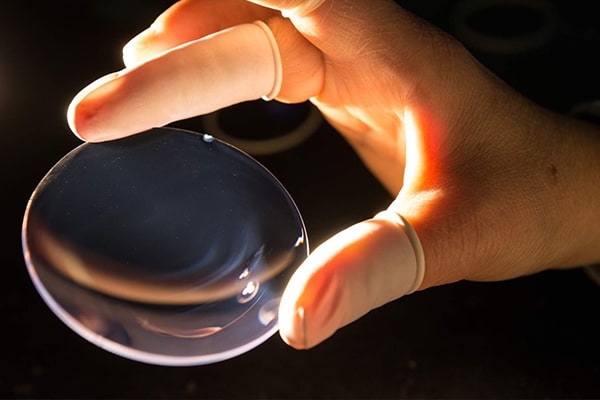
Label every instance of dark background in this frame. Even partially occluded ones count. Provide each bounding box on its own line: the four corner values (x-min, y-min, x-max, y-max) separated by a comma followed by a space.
1, 0, 599, 398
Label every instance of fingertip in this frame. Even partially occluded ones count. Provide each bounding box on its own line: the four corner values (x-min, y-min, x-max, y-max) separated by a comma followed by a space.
278, 267, 308, 349
278, 245, 346, 349
67, 72, 121, 142
66, 99, 89, 142
279, 306, 307, 349
66, 96, 84, 141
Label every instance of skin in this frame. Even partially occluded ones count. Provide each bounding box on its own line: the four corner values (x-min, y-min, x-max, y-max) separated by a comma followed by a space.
68, 0, 600, 349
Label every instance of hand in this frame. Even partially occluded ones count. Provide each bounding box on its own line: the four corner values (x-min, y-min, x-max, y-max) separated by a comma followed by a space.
68, 0, 600, 349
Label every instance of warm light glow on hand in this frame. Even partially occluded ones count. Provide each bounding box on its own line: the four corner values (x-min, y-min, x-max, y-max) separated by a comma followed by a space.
65, 0, 600, 351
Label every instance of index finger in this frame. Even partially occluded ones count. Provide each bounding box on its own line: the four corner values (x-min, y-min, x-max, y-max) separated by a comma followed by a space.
68, 21, 285, 141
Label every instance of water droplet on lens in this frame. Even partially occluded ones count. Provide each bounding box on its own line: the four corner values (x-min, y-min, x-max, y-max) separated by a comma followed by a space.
237, 280, 259, 304
22, 127, 308, 366
239, 268, 250, 280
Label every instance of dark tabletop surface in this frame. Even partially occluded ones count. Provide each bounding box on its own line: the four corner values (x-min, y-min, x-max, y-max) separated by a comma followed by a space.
1, 1, 599, 398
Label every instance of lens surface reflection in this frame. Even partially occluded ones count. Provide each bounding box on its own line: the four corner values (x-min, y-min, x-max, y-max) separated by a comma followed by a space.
22, 127, 308, 366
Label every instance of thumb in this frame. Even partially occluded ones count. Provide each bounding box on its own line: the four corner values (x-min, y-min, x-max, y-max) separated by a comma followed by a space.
278, 210, 424, 349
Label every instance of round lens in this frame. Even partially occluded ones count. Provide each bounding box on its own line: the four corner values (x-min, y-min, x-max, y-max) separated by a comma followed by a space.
22, 127, 308, 366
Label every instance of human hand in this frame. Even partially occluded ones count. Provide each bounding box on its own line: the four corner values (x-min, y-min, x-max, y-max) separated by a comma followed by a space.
67, 0, 600, 349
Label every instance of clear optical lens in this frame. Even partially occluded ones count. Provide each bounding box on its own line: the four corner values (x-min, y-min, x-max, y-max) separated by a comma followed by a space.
22, 127, 308, 366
